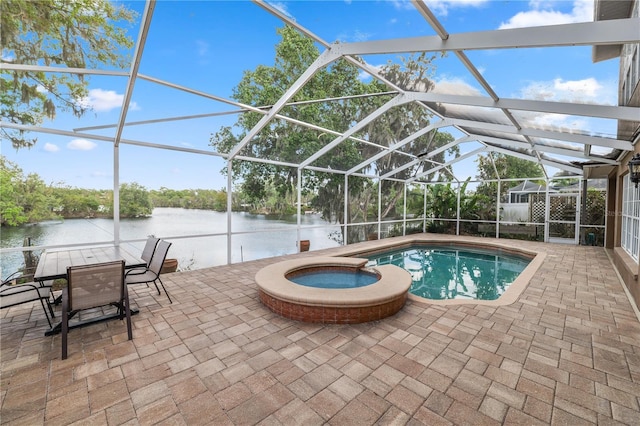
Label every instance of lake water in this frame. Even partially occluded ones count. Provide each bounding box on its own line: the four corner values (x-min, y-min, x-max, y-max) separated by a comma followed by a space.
1, 208, 342, 276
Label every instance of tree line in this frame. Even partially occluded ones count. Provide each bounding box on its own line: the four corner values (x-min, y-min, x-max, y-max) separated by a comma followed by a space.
0, 156, 232, 227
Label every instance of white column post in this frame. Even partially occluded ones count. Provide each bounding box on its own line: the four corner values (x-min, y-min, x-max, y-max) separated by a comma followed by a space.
496, 180, 501, 239
113, 145, 120, 246
297, 168, 302, 246
344, 175, 349, 245
226, 160, 233, 264
456, 181, 461, 236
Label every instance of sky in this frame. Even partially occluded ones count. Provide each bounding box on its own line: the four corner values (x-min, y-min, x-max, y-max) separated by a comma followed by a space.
1, 0, 622, 191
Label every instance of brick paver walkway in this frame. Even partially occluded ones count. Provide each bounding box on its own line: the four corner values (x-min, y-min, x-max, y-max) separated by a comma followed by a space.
2, 236, 639, 425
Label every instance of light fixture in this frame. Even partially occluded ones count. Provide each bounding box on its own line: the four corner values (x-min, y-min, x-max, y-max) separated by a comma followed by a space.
629, 153, 640, 188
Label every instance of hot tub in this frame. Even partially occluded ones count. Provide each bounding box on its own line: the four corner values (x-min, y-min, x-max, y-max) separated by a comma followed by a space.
255, 257, 411, 324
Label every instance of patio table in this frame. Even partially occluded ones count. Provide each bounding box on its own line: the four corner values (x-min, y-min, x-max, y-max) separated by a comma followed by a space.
34, 246, 145, 336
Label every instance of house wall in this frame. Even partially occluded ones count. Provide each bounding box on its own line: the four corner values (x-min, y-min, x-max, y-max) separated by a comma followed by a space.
609, 148, 640, 308
610, 3, 640, 308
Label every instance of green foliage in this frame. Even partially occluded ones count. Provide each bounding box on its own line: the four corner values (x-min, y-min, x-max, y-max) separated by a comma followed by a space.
474, 153, 545, 220
1, 156, 239, 226
0, 156, 28, 225
149, 188, 229, 211
1, 0, 136, 148
119, 182, 152, 217
584, 188, 606, 226
0, 156, 59, 225
210, 26, 456, 236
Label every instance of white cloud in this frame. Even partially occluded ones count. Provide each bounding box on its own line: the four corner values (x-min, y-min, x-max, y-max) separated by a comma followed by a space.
78, 88, 140, 112
527, 112, 589, 130
499, 0, 592, 29
432, 77, 483, 96
519, 77, 614, 104
79, 89, 123, 112
391, 0, 416, 11
67, 138, 97, 150
270, 2, 293, 19
336, 29, 372, 43
516, 76, 616, 133
43, 143, 59, 152
422, 0, 489, 16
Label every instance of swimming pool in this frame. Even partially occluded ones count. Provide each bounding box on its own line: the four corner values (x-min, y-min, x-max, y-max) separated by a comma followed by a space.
366, 245, 532, 301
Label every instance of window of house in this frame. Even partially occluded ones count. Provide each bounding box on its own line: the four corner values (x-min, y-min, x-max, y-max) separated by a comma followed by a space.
621, 174, 640, 262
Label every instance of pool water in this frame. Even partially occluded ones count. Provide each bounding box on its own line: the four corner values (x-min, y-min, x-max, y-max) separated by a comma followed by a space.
289, 270, 378, 289
366, 245, 531, 301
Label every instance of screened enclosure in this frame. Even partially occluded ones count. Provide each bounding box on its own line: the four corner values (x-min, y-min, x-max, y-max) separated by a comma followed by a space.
1, 0, 638, 274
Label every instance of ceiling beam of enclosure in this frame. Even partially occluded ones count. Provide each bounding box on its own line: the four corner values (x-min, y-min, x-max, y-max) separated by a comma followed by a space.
337, 19, 640, 55
243, 0, 639, 183
449, 118, 630, 151
113, 1, 155, 148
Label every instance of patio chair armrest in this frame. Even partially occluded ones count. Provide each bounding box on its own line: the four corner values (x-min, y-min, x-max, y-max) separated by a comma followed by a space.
125, 267, 147, 276
0, 281, 51, 297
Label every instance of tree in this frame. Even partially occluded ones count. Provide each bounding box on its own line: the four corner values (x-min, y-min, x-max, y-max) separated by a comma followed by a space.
0, 155, 60, 225
1, 0, 136, 148
475, 153, 545, 219
119, 182, 152, 218
0, 156, 28, 226
211, 26, 456, 241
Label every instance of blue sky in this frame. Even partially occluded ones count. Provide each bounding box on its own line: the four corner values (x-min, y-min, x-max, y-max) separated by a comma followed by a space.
2, 0, 619, 190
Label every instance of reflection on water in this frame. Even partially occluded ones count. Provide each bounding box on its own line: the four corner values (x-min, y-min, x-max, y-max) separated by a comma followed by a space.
1, 208, 341, 276
367, 246, 530, 300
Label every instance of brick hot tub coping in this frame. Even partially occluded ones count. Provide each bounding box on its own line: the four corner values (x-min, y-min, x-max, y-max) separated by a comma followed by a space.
255, 256, 411, 323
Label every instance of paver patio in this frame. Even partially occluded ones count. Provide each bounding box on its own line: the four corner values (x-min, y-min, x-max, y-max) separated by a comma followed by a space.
1, 236, 639, 425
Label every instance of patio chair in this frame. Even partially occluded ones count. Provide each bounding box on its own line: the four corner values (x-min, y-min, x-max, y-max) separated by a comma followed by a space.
126, 236, 160, 277
1, 272, 54, 327
125, 239, 173, 303
62, 260, 132, 360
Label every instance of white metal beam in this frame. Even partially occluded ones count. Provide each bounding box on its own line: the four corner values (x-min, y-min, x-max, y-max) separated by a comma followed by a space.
410, 92, 640, 122
0, 63, 129, 76
420, 136, 475, 159
474, 134, 618, 164
410, 147, 485, 182
488, 145, 583, 174
450, 117, 631, 150
338, 18, 640, 55
531, 145, 619, 165
227, 49, 341, 159
113, 0, 155, 147
380, 159, 422, 180
0, 121, 227, 158
345, 119, 447, 175
300, 94, 413, 167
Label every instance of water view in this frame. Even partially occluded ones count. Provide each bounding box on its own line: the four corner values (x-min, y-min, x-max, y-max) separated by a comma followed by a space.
1, 208, 342, 276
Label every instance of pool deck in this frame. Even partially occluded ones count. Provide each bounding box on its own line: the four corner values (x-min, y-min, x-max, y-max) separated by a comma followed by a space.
1, 235, 640, 425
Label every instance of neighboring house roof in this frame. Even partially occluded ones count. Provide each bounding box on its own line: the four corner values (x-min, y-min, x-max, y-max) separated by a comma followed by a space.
507, 181, 547, 193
